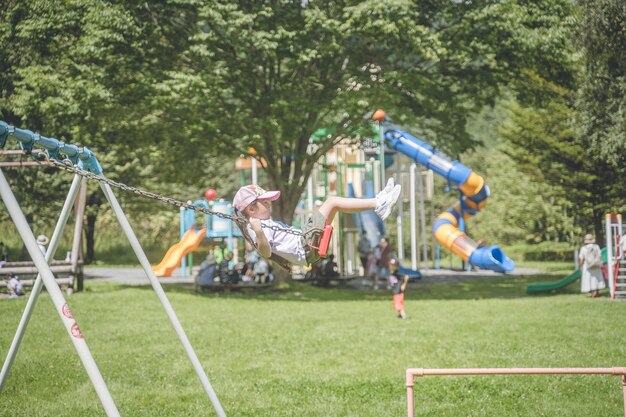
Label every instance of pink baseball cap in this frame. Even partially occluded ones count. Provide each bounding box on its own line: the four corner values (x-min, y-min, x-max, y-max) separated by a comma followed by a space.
233, 184, 280, 211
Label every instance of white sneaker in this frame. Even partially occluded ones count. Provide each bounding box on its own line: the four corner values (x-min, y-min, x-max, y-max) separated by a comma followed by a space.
382, 177, 394, 194
375, 184, 401, 220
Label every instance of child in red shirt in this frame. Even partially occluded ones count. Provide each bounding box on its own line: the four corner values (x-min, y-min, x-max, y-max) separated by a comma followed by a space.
387, 259, 408, 319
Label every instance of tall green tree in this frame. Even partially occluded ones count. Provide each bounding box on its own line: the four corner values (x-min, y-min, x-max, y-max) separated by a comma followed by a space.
0, 1, 213, 260
0, 0, 581, 263
577, 0, 626, 168
181, 0, 576, 223
575, 0, 626, 236
500, 0, 625, 241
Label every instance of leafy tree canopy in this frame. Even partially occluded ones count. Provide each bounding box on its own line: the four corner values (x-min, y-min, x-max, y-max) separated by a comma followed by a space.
173, 0, 576, 220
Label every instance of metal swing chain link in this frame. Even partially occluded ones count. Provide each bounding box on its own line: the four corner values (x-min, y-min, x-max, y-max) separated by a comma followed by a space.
44, 156, 305, 237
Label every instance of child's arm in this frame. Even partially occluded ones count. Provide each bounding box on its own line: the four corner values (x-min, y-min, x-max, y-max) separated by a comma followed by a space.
249, 218, 272, 259
401, 275, 409, 292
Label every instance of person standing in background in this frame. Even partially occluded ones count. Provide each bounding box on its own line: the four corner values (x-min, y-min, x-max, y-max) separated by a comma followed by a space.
36, 235, 49, 256
357, 232, 372, 273
579, 234, 605, 298
376, 237, 393, 284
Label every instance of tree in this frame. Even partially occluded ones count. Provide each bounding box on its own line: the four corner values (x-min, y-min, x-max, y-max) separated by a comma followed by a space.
500, 0, 626, 241
181, 0, 577, 224
0, 0, 213, 261
0, 0, 581, 266
576, 0, 626, 168
575, 0, 626, 235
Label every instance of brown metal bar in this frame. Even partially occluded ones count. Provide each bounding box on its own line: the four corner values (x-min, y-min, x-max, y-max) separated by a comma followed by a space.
407, 367, 626, 417
0, 161, 50, 167
0, 149, 45, 156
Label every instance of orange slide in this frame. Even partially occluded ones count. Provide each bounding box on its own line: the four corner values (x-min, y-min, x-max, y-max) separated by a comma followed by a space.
152, 227, 207, 277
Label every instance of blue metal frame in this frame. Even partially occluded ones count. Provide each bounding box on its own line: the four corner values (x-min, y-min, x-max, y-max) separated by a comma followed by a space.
0, 121, 102, 174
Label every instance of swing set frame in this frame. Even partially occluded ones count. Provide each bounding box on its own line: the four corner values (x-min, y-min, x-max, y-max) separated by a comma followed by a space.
0, 121, 227, 417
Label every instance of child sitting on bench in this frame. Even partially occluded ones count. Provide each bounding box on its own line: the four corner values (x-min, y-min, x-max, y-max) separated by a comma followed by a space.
233, 178, 401, 267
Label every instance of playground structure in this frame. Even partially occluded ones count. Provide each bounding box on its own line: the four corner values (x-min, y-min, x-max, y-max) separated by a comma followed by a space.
302, 110, 515, 276
526, 247, 608, 294
301, 119, 438, 278
155, 108, 511, 280
605, 213, 626, 300
153, 149, 264, 279
152, 226, 208, 277
527, 212, 625, 299
153, 198, 244, 277
0, 121, 226, 417
405, 366, 626, 417
0, 149, 86, 294
383, 127, 515, 273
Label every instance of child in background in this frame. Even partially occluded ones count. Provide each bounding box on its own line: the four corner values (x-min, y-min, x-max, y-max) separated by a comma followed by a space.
366, 250, 379, 290
233, 178, 401, 267
5, 273, 24, 298
387, 259, 408, 319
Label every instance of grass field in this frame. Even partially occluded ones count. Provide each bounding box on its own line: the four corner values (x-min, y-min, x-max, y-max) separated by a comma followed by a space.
1, 273, 625, 417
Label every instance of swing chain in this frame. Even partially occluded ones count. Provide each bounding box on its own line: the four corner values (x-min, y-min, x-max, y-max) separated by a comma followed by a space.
44, 157, 305, 237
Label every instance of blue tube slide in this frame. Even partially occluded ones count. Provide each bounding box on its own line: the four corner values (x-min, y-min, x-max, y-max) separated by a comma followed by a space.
384, 129, 514, 273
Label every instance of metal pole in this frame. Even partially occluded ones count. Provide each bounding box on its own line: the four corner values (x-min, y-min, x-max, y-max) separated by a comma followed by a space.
373, 160, 381, 194
307, 175, 314, 213
378, 121, 385, 189
1, 173, 83, 392
71, 178, 87, 291
409, 164, 418, 270
417, 170, 428, 267
180, 206, 187, 275
0, 169, 120, 417
251, 157, 257, 184
346, 231, 354, 275
622, 375, 626, 417
606, 214, 615, 299
406, 373, 415, 417
459, 192, 468, 271
396, 154, 403, 261
99, 182, 227, 417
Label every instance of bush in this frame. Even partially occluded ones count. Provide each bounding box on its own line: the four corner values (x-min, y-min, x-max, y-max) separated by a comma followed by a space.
523, 248, 576, 262
504, 242, 577, 263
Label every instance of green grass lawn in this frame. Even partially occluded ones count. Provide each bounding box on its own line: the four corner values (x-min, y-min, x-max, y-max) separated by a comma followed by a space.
1, 274, 625, 417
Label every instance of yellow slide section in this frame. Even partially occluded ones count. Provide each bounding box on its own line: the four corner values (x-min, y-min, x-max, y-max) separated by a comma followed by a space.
153, 227, 206, 277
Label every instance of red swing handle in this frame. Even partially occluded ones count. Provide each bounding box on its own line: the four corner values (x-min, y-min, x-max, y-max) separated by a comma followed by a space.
317, 225, 333, 257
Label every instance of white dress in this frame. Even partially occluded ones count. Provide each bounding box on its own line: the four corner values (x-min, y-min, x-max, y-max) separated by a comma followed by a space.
579, 244, 606, 293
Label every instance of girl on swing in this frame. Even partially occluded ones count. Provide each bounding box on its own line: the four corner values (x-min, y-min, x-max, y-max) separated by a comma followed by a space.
233, 178, 401, 267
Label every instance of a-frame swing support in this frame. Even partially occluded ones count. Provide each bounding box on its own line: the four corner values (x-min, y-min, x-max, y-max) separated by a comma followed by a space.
0, 121, 227, 417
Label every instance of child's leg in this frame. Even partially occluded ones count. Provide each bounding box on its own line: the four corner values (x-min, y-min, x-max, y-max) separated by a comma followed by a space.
318, 196, 377, 225
318, 178, 401, 224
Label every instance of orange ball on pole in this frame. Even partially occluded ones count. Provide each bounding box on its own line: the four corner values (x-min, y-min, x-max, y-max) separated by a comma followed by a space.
372, 109, 386, 121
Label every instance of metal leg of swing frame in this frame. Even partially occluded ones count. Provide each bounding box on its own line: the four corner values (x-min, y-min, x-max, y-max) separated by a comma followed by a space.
99, 182, 227, 417
0, 168, 120, 417
0, 174, 83, 391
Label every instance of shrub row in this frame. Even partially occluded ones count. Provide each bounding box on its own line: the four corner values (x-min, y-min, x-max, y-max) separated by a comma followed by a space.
523, 248, 576, 262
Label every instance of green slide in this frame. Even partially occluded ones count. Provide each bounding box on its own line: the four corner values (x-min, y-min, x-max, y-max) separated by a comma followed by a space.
526, 247, 607, 294
527, 268, 581, 293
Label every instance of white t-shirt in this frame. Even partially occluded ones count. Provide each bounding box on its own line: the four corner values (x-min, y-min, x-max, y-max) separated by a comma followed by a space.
7, 277, 23, 296
247, 219, 307, 266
